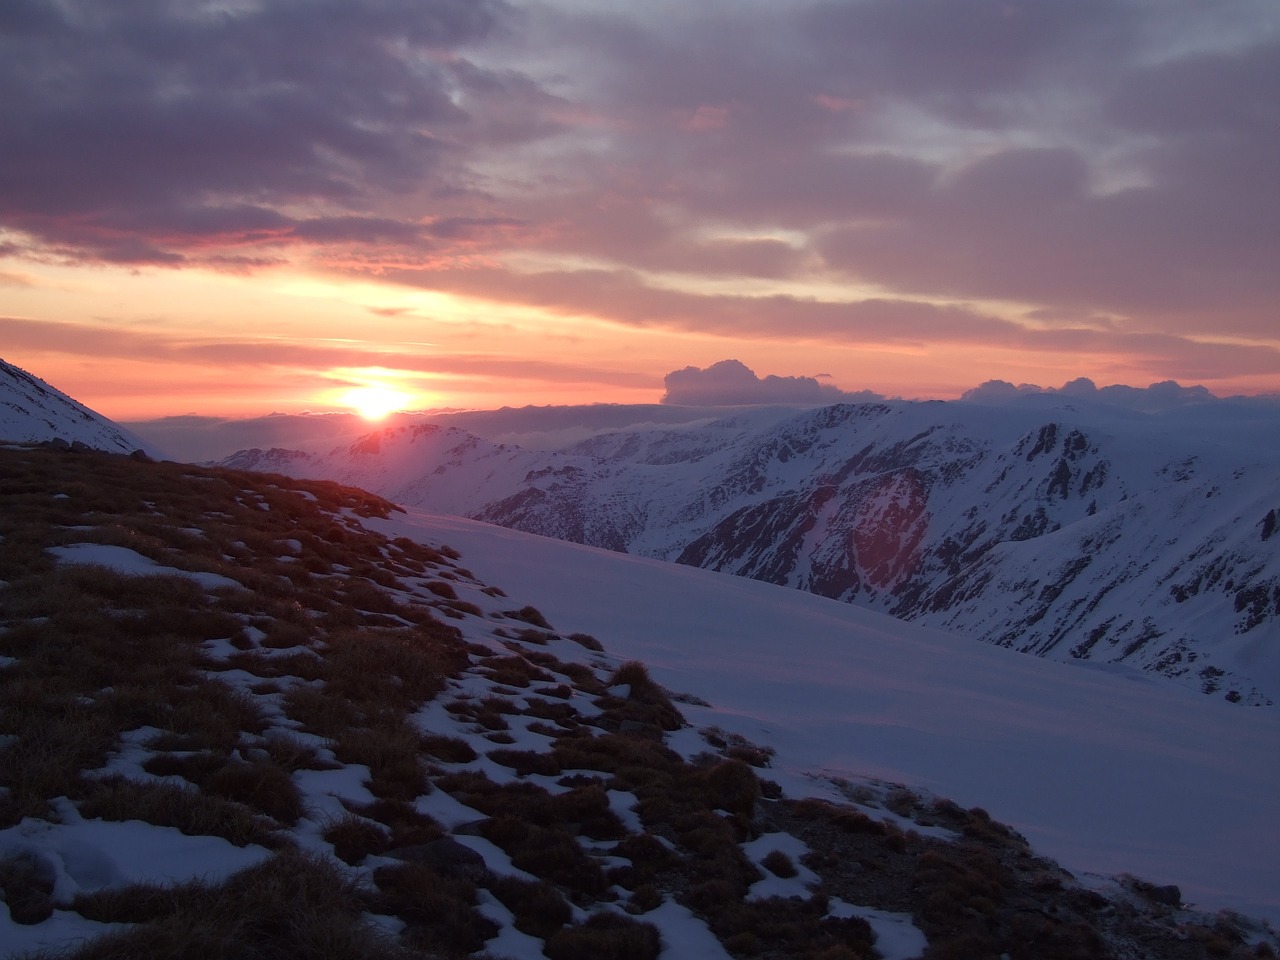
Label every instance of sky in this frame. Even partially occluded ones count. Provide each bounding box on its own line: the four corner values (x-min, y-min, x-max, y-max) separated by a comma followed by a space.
2, 0, 1278, 420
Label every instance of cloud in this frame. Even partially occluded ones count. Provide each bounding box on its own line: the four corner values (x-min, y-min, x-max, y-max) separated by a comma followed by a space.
661, 359, 883, 406
379, 265, 1280, 383
0, 315, 656, 389
2, 0, 1278, 397
960, 377, 1225, 413
0, 0, 515, 264
487, 1, 1279, 336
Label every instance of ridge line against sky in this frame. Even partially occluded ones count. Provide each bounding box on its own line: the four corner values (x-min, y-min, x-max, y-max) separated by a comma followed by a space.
2, 0, 1278, 419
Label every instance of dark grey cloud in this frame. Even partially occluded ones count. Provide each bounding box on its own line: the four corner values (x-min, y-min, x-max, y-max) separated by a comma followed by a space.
2, 0, 1277, 389
801, 0, 1134, 116
379, 265, 1280, 382
0, 0, 515, 263
662, 359, 883, 406
481, 0, 1279, 338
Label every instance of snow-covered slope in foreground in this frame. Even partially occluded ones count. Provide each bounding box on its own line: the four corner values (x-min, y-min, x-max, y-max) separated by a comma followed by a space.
375, 509, 1280, 926
0, 358, 150, 454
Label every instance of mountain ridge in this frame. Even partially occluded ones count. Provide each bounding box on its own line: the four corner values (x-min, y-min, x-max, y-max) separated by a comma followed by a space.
0, 358, 153, 456
218, 399, 1280, 708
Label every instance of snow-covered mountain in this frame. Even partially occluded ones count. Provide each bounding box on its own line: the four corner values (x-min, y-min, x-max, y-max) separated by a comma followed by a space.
220, 397, 1280, 707
0, 358, 151, 455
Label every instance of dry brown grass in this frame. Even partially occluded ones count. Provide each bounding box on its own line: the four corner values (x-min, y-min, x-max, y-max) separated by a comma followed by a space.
761, 849, 798, 878
594, 662, 685, 734
76, 775, 286, 849
503, 605, 554, 629
477, 653, 556, 688
485, 874, 573, 939
420, 732, 478, 764
65, 851, 415, 960
607, 833, 680, 891
323, 814, 391, 865
0, 700, 115, 824
282, 683, 362, 740
481, 816, 611, 902
347, 798, 444, 849
322, 625, 463, 713
0, 852, 55, 925
370, 862, 499, 955
543, 911, 662, 960
141, 753, 306, 825
332, 719, 431, 802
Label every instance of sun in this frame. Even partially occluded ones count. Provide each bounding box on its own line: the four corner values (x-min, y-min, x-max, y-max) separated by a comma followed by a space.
342, 384, 411, 421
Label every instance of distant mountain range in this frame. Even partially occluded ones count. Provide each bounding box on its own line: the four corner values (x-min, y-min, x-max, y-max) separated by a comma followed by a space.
220, 398, 1280, 707
3, 352, 1275, 706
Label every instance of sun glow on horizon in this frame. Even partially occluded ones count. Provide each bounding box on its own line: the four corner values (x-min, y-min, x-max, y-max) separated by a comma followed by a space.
341, 384, 414, 421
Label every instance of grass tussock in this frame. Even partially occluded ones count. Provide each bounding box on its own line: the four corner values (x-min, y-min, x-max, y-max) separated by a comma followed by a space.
543, 911, 662, 960
323, 814, 391, 865
607, 833, 680, 891
142, 752, 306, 825
485, 875, 572, 939
283, 683, 362, 740
480, 816, 611, 901
0, 852, 56, 925
370, 862, 499, 955
503, 605, 554, 629
708, 895, 874, 960
446, 693, 520, 732
76, 775, 285, 849
595, 662, 686, 734
164, 682, 270, 750
64, 851, 415, 960
322, 626, 460, 711
420, 732, 478, 764
347, 799, 444, 850
761, 849, 798, 878
567, 632, 604, 652
332, 719, 431, 802
0, 702, 115, 824
477, 653, 556, 689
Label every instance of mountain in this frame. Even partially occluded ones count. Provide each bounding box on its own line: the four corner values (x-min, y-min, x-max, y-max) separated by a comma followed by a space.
3, 443, 1278, 958
0, 358, 151, 455
219, 398, 1280, 708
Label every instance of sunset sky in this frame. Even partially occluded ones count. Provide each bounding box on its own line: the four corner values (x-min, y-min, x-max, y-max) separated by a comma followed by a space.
2, 0, 1278, 420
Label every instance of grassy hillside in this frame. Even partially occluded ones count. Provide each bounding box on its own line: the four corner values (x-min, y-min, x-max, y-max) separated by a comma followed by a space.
0, 444, 1274, 959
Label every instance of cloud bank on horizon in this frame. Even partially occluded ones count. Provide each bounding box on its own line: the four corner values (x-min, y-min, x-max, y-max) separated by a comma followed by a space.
661, 359, 885, 406
110, 356, 1279, 464
663, 359, 1261, 410
2, 0, 1278, 415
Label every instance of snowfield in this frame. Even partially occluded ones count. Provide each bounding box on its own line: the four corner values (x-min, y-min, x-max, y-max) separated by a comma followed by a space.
373, 509, 1280, 927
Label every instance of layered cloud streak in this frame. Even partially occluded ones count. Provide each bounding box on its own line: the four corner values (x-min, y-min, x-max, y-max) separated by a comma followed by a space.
2, 0, 1278, 402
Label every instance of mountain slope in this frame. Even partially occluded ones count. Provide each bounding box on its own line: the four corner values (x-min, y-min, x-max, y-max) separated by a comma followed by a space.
0, 358, 151, 455
2, 444, 1278, 959
220, 399, 1280, 707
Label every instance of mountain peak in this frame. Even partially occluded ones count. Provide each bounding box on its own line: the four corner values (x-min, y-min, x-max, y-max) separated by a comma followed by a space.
0, 358, 152, 455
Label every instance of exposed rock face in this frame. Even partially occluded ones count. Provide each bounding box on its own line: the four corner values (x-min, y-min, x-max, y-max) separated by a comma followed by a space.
218, 400, 1280, 706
